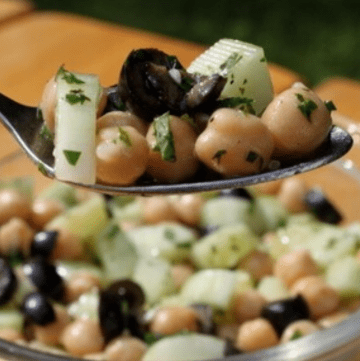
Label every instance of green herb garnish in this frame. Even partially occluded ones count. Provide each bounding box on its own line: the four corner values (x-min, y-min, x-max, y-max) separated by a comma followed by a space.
290, 330, 303, 341
177, 242, 193, 249
246, 151, 259, 163
213, 149, 227, 163
164, 229, 175, 241
179, 76, 195, 92
63, 150, 82, 166
106, 224, 120, 239
326, 238, 337, 249
296, 93, 318, 120
118, 127, 132, 147
57, 66, 85, 84
220, 53, 243, 71
152, 112, 176, 162
324, 100, 337, 112
217, 97, 255, 114
38, 162, 48, 176
260, 57, 266, 62
39, 124, 54, 141
65, 89, 91, 105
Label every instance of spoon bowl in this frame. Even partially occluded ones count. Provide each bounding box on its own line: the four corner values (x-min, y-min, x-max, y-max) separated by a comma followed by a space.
0, 92, 353, 196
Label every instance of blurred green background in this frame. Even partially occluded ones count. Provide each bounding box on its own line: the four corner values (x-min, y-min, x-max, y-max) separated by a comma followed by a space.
33, 0, 360, 86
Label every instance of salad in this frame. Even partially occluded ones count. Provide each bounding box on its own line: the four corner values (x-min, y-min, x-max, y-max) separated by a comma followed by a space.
38, 39, 335, 186
0, 173, 360, 361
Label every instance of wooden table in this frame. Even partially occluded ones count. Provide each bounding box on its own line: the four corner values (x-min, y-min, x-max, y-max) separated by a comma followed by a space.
0, 5, 359, 170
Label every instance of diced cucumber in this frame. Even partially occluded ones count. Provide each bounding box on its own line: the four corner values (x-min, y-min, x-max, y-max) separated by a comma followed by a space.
111, 198, 144, 223
126, 222, 197, 263
37, 181, 78, 207
187, 38, 274, 115
246, 196, 289, 235
201, 197, 250, 228
304, 226, 360, 269
45, 194, 109, 244
55, 69, 101, 185
257, 276, 290, 302
192, 223, 258, 269
132, 258, 175, 306
326, 256, 360, 298
68, 289, 99, 320
181, 269, 251, 311
95, 222, 138, 281
0, 309, 23, 332
142, 334, 226, 361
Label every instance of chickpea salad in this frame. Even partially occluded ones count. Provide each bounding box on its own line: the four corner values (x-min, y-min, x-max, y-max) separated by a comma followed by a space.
38, 39, 336, 187
0, 174, 360, 360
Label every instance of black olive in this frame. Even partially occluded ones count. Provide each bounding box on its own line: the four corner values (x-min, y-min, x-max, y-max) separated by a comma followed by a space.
22, 258, 64, 301
0, 258, 17, 306
103, 85, 127, 113
190, 304, 216, 335
261, 295, 310, 336
304, 188, 342, 224
30, 231, 58, 259
223, 339, 243, 356
197, 225, 220, 237
22, 292, 55, 326
99, 279, 146, 342
220, 188, 254, 201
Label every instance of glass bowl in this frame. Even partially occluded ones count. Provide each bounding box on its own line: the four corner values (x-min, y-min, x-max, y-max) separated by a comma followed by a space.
1, 129, 360, 361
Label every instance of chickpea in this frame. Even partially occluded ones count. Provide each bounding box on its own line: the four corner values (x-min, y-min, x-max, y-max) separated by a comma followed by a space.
195, 108, 274, 177
274, 250, 319, 288
146, 115, 199, 183
40, 76, 107, 133
142, 196, 179, 224
251, 179, 283, 195
235, 318, 279, 352
96, 126, 149, 186
31, 198, 66, 230
105, 336, 147, 361
45, 227, 84, 260
0, 217, 35, 256
171, 263, 195, 290
64, 271, 101, 303
291, 275, 340, 318
149, 306, 200, 335
261, 82, 332, 159
169, 194, 205, 226
238, 250, 273, 281
0, 188, 32, 224
34, 305, 71, 346
97, 111, 148, 136
0, 328, 25, 342
280, 320, 320, 343
277, 178, 309, 213
232, 289, 267, 323
61, 318, 105, 356
317, 311, 349, 328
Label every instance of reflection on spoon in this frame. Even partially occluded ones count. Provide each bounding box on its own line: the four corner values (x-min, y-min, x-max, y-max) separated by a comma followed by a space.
0, 93, 353, 196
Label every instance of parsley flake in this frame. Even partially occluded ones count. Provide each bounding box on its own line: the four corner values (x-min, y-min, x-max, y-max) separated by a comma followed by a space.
57, 66, 85, 84
106, 224, 120, 239
290, 330, 303, 341
213, 149, 227, 163
217, 97, 255, 114
39, 124, 54, 141
153, 112, 176, 162
118, 127, 132, 147
296, 93, 318, 120
324, 100, 337, 112
220, 53, 243, 72
37, 162, 48, 176
65, 89, 91, 105
179, 76, 195, 92
63, 150, 82, 166
246, 151, 259, 163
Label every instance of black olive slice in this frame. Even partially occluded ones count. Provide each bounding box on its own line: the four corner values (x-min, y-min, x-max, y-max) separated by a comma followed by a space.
22, 258, 64, 301
0, 258, 17, 306
304, 188, 342, 224
261, 295, 310, 336
31, 231, 58, 259
190, 303, 216, 335
22, 292, 55, 326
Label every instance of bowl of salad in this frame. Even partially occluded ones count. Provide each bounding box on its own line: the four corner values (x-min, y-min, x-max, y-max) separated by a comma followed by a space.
1, 127, 360, 361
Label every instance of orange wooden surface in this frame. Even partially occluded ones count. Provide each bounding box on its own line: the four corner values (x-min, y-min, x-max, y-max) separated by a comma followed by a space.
0, 0, 33, 24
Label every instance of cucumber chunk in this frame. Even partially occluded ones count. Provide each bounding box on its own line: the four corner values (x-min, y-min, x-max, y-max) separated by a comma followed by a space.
68, 289, 99, 320
0, 309, 24, 332
142, 334, 226, 361
257, 276, 290, 302
187, 38, 274, 115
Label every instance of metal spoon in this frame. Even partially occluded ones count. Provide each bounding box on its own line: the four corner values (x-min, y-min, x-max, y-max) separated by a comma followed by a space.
0, 92, 353, 196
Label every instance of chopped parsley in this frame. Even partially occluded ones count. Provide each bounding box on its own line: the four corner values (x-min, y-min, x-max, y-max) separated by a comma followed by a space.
179, 76, 195, 92
326, 238, 337, 249
290, 330, 303, 341
217, 97, 255, 114
296, 93, 318, 120
213, 149, 227, 163
37, 162, 47, 176
118, 127, 132, 147
106, 224, 120, 239
63, 150, 82, 166
152, 112, 176, 162
57, 66, 85, 84
39, 124, 54, 141
65, 89, 91, 105
220, 53, 243, 72
246, 151, 259, 163
164, 229, 175, 241
324, 100, 337, 112
260, 57, 266, 62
